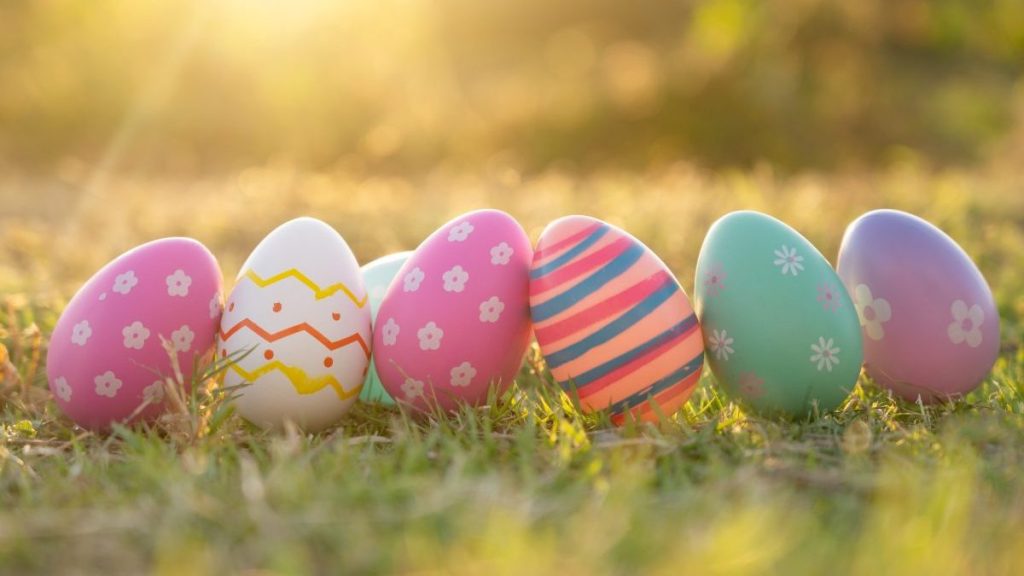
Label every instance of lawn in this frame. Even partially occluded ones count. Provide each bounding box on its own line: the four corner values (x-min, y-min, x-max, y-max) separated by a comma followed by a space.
1, 165, 1024, 574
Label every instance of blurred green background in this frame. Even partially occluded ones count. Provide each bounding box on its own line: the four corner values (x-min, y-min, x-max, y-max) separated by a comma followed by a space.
2, 0, 1024, 174
4, 4, 1024, 574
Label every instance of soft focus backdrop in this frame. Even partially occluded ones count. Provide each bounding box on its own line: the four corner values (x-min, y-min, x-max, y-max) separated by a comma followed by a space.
3, 2, 1024, 574
2, 0, 1024, 172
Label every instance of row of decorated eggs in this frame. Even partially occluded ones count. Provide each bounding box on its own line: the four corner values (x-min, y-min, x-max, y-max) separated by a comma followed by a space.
44, 209, 1000, 431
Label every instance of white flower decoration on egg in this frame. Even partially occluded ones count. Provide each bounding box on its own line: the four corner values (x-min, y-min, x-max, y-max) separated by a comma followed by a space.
94, 371, 123, 398
853, 284, 892, 341
209, 294, 222, 319
54, 377, 72, 402
171, 325, 195, 353
122, 321, 151, 350
773, 245, 805, 276
810, 337, 840, 372
479, 297, 505, 323
382, 318, 400, 346
403, 267, 425, 293
417, 322, 444, 351
948, 300, 984, 348
166, 269, 192, 297
448, 221, 474, 242
450, 362, 477, 388
402, 377, 425, 399
112, 270, 139, 295
71, 320, 92, 347
442, 265, 470, 293
490, 242, 513, 266
143, 380, 166, 404
708, 329, 735, 361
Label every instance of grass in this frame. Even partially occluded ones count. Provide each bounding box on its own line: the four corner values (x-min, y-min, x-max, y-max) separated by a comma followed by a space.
1, 163, 1024, 574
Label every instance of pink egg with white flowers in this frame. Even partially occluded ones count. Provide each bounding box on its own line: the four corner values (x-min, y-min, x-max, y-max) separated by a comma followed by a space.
374, 210, 533, 411
837, 210, 1000, 402
46, 238, 223, 430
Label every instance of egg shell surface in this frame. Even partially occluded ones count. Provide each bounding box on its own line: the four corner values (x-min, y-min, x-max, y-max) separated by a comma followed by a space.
359, 251, 412, 405
529, 216, 704, 424
373, 210, 532, 411
836, 209, 999, 402
694, 211, 863, 416
219, 217, 371, 431
46, 238, 223, 430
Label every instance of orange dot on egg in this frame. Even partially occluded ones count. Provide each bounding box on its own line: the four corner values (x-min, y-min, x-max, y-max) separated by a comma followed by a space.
273, 302, 282, 313
264, 349, 275, 360
221, 349, 227, 357
228, 302, 235, 312
323, 357, 334, 368
332, 312, 341, 321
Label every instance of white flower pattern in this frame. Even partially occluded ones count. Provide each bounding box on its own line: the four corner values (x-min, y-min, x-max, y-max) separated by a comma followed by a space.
442, 265, 470, 293
448, 221, 474, 242
853, 284, 892, 341
403, 267, 425, 293
947, 300, 984, 348
171, 325, 195, 353
143, 380, 165, 404
113, 270, 139, 295
71, 320, 92, 346
450, 362, 477, 388
773, 245, 805, 276
94, 371, 123, 398
479, 297, 505, 323
810, 337, 840, 372
54, 377, 72, 402
417, 322, 444, 351
209, 294, 222, 319
166, 269, 192, 297
382, 318, 400, 346
122, 321, 151, 350
490, 242, 513, 265
708, 329, 735, 361
402, 377, 425, 399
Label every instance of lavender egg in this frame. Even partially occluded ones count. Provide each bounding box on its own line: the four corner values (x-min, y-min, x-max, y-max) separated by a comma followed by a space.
836, 210, 999, 402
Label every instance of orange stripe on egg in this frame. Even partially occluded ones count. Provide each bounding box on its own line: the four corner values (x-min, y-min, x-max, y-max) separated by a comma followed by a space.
575, 319, 702, 406
220, 318, 370, 358
548, 289, 690, 381
609, 369, 703, 424
532, 221, 604, 268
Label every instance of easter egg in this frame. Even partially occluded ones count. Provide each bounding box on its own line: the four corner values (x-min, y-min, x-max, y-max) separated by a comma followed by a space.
530, 216, 704, 424
694, 211, 863, 417
836, 209, 999, 402
374, 210, 532, 411
46, 238, 223, 430
219, 217, 371, 431
359, 251, 412, 406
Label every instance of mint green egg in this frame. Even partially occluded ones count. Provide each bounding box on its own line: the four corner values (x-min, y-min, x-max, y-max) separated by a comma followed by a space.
360, 251, 412, 405
694, 211, 863, 417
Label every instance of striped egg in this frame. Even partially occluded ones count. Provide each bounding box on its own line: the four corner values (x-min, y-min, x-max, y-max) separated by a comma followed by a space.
529, 216, 704, 424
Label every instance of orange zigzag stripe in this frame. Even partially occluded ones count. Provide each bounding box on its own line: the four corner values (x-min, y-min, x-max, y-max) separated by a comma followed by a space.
220, 318, 371, 358
243, 269, 368, 307
229, 361, 362, 400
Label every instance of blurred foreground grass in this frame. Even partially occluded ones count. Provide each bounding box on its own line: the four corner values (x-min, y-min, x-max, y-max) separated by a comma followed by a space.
1, 166, 1024, 574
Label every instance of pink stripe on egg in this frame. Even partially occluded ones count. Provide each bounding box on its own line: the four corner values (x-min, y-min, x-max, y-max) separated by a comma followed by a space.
530, 236, 633, 298
532, 222, 602, 268
535, 271, 673, 349
549, 290, 689, 384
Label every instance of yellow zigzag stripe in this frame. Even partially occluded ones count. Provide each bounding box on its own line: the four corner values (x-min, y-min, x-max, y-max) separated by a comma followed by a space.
243, 269, 368, 307
229, 361, 362, 401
